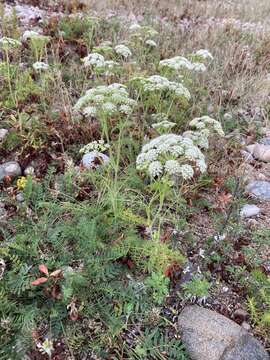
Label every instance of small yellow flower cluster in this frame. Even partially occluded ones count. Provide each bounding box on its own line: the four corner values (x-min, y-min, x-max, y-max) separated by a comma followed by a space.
16, 176, 27, 190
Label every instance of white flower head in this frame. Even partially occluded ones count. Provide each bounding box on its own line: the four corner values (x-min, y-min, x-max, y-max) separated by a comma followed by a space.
82, 52, 105, 67
145, 39, 157, 47
136, 133, 206, 182
0, 37, 21, 49
33, 61, 49, 71
195, 49, 214, 60
114, 44, 132, 58
189, 116, 224, 136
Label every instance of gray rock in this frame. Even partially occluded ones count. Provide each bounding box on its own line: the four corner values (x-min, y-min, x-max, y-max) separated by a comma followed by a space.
258, 137, 270, 146
0, 129, 8, 141
0, 202, 7, 218
246, 181, 270, 201
178, 305, 269, 360
240, 204, 261, 218
16, 192, 24, 202
221, 334, 269, 360
82, 151, 109, 170
0, 161, 22, 182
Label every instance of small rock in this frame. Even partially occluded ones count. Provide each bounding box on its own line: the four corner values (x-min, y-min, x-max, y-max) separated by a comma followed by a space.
16, 192, 24, 203
0, 129, 8, 141
178, 305, 269, 360
82, 151, 110, 170
0, 161, 22, 182
258, 137, 270, 146
24, 166, 35, 176
246, 143, 270, 162
246, 181, 270, 201
0, 203, 7, 218
240, 204, 261, 218
241, 322, 251, 331
234, 308, 248, 323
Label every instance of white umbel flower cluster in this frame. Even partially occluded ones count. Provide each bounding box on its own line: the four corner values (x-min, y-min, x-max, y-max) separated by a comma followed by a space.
133, 75, 191, 100
82, 53, 120, 75
152, 120, 176, 134
114, 44, 132, 58
136, 134, 206, 180
159, 56, 206, 73
189, 116, 224, 136
145, 39, 157, 47
22, 30, 49, 43
33, 61, 49, 71
195, 49, 214, 60
183, 116, 224, 149
74, 83, 136, 117
0, 37, 22, 49
79, 139, 110, 154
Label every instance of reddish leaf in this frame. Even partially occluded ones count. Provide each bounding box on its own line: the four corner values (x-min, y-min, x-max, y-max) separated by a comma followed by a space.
32, 277, 48, 286
39, 264, 49, 276
50, 269, 62, 278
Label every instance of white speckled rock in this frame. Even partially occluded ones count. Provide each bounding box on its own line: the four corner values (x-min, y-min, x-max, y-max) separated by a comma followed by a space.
82, 151, 110, 170
240, 204, 261, 218
178, 305, 269, 360
0, 129, 8, 141
0, 161, 22, 182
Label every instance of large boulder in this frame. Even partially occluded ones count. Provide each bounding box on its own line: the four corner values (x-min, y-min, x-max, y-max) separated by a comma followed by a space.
178, 305, 269, 360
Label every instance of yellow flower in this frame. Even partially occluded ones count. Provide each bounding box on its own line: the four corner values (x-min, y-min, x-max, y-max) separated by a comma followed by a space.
16, 176, 27, 190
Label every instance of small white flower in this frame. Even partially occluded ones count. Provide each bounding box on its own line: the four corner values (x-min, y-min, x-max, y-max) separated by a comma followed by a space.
114, 44, 132, 58
129, 23, 142, 31
0, 37, 21, 49
22, 30, 49, 43
82, 106, 97, 117
82, 53, 105, 67
145, 39, 157, 47
180, 164, 194, 179
148, 161, 163, 177
33, 61, 49, 71
195, 49, 213, 60
164, 160, 182, 175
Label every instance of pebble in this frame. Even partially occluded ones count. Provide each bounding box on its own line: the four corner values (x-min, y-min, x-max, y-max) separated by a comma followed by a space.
246, 181, 270, 201
82, 151, 110, 170
16, 192, 25, 203
0, 129, 8, 141
0, 161, 22, 182
240, 204, 261, 218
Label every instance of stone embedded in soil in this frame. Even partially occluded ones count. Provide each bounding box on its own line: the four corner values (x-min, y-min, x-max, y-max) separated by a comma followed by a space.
245, 181, 270, 201
0, 129, 8, 141
0, 161, 22, 182
246, 143, 270, 162
178, 305, 269, 360
240, 204, 261, 218
82, 151, 110, 170
258, 137, 270, 146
